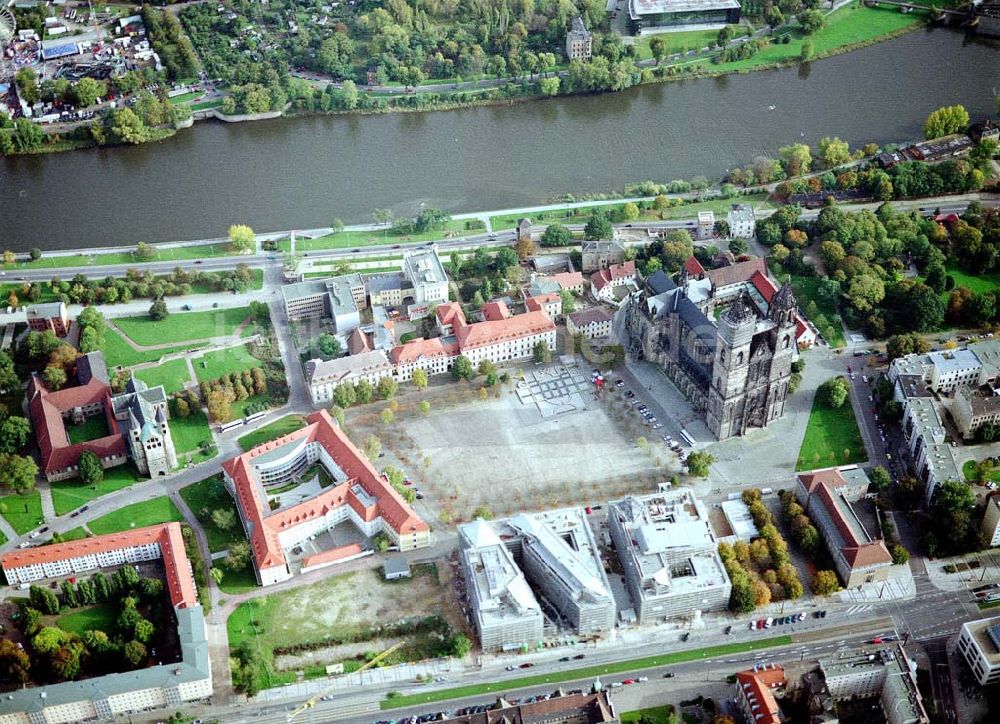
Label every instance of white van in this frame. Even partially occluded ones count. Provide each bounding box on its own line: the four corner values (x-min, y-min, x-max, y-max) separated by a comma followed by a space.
764, 617, 773, 628
761, 487, 774, 495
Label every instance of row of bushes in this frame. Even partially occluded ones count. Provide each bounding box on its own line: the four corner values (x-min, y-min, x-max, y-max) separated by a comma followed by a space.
271, 615, 449, 656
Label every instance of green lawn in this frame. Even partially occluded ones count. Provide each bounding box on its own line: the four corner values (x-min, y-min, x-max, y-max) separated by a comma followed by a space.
194, 344, 262, 383
135, 359, 192, 394
796, 387, 867, 471
0, 282, 60, 305
49, 526, 89, 544
634, 28, 724, 60
278, 220, 477, 253
65, 416, 110, 445
51, 464, 144, 516
0, 490, 44, 534
963, 459, 1000, 484
168, 91, 203, 104
170, 411, 216, 465
622, 706, 678, 724
942, 265, 1000, 298
87, 496, 184, 535
101, 329, 196, 369
114, 307, 251, 346
216, 565, 259, 594
57, 604, 118, 635
2, 243, 234, 271
238, 415, 307, 451
179, 475, 246, 553
381, 636, 794, 709
705, 3, 919, 74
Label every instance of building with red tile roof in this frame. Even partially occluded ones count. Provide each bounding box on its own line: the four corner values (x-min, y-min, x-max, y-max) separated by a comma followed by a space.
748, 271, 817, 348
735, 665, 785, 724
390, 336, 459, 381
436, 301, 467, 334
1, 523, 197, 609
795, 468, 894, 588
524, 292, 562, 319
27, 352, 129, 482
705, 257, 768, 293
682, 256, 706, 279
222, 409, 431, 586
547, 271, 585, 294
590, 261, 638, 303
481, 300, 511, 321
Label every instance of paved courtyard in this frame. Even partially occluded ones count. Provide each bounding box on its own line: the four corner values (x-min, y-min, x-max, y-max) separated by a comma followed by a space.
515, 365, 591, 417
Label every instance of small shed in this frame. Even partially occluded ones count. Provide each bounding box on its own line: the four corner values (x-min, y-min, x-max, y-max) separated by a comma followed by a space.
383, 556, 410, 580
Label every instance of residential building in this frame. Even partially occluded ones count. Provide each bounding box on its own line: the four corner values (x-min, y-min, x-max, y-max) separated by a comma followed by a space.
734, 665, 785, 724
982, 495, 1000, 550
0, 300, 71, 336
565, 16, 593, 60
304, 350, 394, 404
27, 351, 149, 482
367, 273, 408, 308
623, 258, 798, 440
459, 519, 544, 652
529, 272, 586, 297
819, 646, 929, 724
958, 616, 1000, 685
625, 0, 741, 35
459, 509, 615, 649
607, 486, 731, 623
952, 385, 1000, 439
727, 204, 755, 239
581, 239, 626, 274
111, 377, 178, 477
0, 523, 212, 723
795, 468, 894, 588
566, 307, 614, 340
390, 336, 458, 382
525, 292, 563, 319
590, 261, 639, 303
439, 691, 617, 724
222, 409, 431, 586
401, 245, 450, 318
280, 274, 363, 332
696, 211, 715, 240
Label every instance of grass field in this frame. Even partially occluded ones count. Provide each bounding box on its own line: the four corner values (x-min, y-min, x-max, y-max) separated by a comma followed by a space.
102, 329, 197, 369
238, 415, 307, 451
57, 604, 118, 635
963, 459, 1000, 484
216, 566, 259, 595
114, 307, 251, 346
170, 411, 216, 465
380, 636, 794, 709
277, 220, 479, 253
796, 386, 867, 471
87, 496, 183, 535
634, 29, 722, 60
135, 359, 192, 394
704, 3, 919, 74
50, 527, 89, 544
179, 475, 245, 553
0, 490, 44, 535
621, 706, 678, 724
2, 243, 235, 271
51, 464, 144, 516
942, 265, 1000, 298
194, 344, 262, 383
65, 416, 110, 445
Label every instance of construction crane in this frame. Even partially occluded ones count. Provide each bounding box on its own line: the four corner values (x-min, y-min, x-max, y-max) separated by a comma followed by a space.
287, 640, 406, 721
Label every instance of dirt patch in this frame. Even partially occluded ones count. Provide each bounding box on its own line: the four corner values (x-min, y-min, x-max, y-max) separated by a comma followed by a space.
275, 636, 406, 671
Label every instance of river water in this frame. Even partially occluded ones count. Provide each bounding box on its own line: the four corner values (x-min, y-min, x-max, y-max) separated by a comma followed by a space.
1, 27, 998, 250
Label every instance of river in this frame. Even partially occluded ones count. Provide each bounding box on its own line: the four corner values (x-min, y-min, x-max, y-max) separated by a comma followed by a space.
1, 27, 998, 250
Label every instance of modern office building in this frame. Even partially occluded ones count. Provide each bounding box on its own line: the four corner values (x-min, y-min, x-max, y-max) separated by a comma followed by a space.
459, 519, 544, 652
795, 468, 894, 588
818, 646, 929, 724
981, 495, 1000, 547
222, 409, 431, 586
401, 245, 450, 318
626, 0, 740, 34
608, 486, 731, 623
0, 523, 212, 723
280, 274, 364, 331
958, 616, 1000, 685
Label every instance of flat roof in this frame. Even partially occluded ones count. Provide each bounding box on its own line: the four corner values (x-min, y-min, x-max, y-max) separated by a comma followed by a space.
963, 616, 1000, 667
460, 520, 542, 630
402, 247, 448, 286
928, 348, 980, 375
629, 0, 739, 15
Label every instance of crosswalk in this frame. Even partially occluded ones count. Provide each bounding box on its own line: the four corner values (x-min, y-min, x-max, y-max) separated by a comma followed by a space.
843, 604, 877, 616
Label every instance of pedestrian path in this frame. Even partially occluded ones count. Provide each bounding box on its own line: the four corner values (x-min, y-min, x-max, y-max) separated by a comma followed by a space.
37, 482, 56, 521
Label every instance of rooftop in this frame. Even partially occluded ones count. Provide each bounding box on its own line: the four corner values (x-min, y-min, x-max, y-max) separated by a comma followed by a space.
629, 0, 740, 16
568, 307, 614, 327
736, 665, 785, 724
963, 616, 1000, 667
403, 246, 448, 286
304, 350, 393, 386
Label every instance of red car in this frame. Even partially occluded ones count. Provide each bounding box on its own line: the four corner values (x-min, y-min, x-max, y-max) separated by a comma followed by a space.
622, 679, 636, 685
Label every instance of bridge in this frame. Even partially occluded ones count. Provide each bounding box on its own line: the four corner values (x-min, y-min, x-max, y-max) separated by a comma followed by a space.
864, 0, 1000, 30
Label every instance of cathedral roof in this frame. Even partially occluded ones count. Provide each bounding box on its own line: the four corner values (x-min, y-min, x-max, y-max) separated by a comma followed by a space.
721, 292, 756, 325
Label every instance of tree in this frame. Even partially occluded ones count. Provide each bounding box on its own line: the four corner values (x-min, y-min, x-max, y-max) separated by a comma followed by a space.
123, 640, 147, 666
419, 400, 431, 416
0, 351, 18, 393
532, 340, 551, 364
649, 36, 667, 64
133, 618, 155, 644
42, 365, 67, 391
363, 434, 381, 460
515, 236, 536, 259
472, 505, 494, 520
228, 224, 256, 253
869, 466, 891, 492
798, 8, 825, 34
821, 377, 849, 408
0, 638, 31, 684
778, 143, 812, 176
452, 355, 474, 380
30, 585, 61, 615
800, 39, 813, 62
225, 540, 251, 571
818, 136, 851, 167
891, 544, 909, 565
0, 416, 31, 454
78, 451, 104, 486
924, 104, 970, 140
622, 202, 640, 222
811, 570, 840, 596
540, 223, 572, 247
210, 567, 224, 584
412, 368, 428, 390
685, 451, 715, 478
449, 633, 473, 658
148, 298, 169, 321
583, 213, 613, 240
212, 508, 237, 530
0, 454, 38, 492
886, 333, 929, 361
73, 77, 103, 108
380, 408, 395, 426
377, 376, 398, 400
539, 76, 560, 96
206, 388, 231, 422
333, 383, 357, 408
316, 333, 341, 359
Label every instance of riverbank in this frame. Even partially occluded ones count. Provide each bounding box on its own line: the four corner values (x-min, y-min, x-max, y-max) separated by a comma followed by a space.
9, 3, 930, 159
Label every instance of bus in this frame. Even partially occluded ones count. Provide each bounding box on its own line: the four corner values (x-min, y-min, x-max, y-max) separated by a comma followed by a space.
679, 429, 695, 447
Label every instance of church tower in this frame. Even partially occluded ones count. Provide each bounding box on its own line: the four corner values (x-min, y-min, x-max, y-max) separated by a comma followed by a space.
763, 278, 798, 425
706, 292, 757, 440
